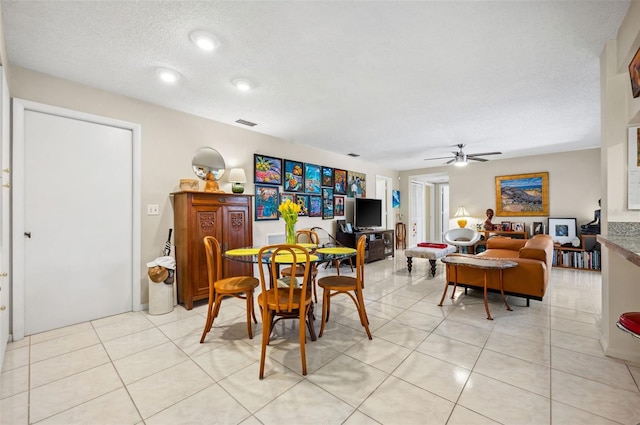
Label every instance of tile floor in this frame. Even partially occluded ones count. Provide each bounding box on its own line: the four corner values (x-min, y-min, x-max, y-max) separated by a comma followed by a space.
2, 252, 640, 424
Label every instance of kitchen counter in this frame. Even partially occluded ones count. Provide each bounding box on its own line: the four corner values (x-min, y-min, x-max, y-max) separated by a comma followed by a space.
597, 235, 640, 268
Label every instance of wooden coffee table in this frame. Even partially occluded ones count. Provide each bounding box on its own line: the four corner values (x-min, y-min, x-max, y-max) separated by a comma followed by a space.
440, 255, 518, 320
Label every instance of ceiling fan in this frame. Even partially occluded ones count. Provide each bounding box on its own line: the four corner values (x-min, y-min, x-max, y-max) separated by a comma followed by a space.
423, 144, 502, 166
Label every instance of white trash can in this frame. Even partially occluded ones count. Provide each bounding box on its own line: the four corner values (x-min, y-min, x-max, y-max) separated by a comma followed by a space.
148, 277, 174, 315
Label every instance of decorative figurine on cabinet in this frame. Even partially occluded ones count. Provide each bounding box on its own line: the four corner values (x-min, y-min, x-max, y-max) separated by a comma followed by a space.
483, 208, 494, 230
204, 171, 224, 193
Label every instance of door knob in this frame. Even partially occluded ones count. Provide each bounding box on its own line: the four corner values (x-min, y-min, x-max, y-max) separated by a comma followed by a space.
25, 232, 31, 238
0, 306, 6, 311
0, 272, 6, 277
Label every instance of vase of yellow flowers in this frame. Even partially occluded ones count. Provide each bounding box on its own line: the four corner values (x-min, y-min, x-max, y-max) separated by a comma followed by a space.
279, 199, 301, 244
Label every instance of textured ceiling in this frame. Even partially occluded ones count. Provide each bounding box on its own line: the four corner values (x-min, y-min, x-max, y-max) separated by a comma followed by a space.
0, 1, 631, 170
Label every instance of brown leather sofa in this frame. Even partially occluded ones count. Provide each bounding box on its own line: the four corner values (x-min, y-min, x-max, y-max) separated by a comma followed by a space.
444, 234, 554, 305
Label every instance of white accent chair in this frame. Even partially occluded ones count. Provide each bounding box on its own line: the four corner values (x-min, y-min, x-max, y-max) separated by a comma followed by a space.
443, 228, 481, 253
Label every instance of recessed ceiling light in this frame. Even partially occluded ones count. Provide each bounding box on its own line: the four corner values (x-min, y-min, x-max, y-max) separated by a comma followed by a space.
156, 67, 181, 84
189, 30, 220, 51
232, 78, 254, 91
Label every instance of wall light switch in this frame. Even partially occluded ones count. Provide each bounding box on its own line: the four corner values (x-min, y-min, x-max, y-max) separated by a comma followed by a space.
147, 204, 160, 215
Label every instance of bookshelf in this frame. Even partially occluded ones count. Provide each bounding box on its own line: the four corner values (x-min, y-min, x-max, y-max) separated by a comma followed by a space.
552, 235, 601, 271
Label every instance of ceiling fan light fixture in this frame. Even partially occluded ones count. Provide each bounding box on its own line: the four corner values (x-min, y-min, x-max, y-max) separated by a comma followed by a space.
232, 78, 254, 91
189, 30, 220, 51
454, 155, 468, 166
156, 67, 181, 84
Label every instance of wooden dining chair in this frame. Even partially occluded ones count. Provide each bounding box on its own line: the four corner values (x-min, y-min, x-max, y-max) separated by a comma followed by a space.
280, 229, 320, 302
317, 235, 372, 340
200, 236, 259, 343
257, 244, 313, 379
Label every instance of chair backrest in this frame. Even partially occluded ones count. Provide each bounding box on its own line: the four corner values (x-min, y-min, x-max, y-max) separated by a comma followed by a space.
444, 228, 481, 246
296, 229, 320, 245
355, 235, 366, 289
203, 236, 223, 287
257, 244, 311, 313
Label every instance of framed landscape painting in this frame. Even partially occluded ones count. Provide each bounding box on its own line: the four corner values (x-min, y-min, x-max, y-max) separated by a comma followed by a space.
495, 172, 549, 216
254, 154, 282, 185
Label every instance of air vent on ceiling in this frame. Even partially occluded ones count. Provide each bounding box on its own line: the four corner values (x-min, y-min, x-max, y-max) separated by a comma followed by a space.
235, 119, 257, 127
347, 153, 360, 157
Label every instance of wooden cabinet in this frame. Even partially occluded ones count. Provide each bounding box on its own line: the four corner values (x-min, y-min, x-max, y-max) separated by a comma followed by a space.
173, 192, 253, 309
336, 229, 394, 263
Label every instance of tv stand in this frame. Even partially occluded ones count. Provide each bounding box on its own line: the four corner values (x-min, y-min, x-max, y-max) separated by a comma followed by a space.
336, 228, 394, 263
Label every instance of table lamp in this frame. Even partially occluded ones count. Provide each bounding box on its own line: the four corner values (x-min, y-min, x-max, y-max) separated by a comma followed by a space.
228, 168, 247, 193
454, 206, 470, 228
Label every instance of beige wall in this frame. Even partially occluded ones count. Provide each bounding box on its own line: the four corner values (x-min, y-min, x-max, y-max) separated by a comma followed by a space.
599, 0, 640, 362
7, 67, 398, 305
399, 148, 601, 234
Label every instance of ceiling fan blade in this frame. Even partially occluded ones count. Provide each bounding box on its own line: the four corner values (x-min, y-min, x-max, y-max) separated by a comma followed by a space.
445, 158, 455, 164
467, 151, 502, 157
468, 157, 488, 162
424, 156, 453, 161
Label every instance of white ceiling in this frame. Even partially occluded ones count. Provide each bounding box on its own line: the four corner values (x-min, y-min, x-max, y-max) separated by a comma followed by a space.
0, 1, 630, 171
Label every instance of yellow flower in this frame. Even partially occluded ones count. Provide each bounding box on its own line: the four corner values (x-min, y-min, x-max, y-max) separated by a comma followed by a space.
278, 199, 300, 224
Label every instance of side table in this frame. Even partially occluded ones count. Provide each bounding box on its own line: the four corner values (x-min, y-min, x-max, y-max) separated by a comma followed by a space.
440, 255, 518, 320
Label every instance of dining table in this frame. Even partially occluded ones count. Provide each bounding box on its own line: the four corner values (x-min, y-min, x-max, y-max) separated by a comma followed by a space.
223, 244, 357, 341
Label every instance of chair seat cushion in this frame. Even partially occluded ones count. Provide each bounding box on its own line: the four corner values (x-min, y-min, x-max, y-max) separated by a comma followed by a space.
619, 312, 640, 336
215, 276, 259, 293
318, 275, 356, 290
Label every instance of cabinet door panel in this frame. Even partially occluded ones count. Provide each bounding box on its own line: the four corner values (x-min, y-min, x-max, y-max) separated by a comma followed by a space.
222, 206, 252, 277
193, 205, 223, 296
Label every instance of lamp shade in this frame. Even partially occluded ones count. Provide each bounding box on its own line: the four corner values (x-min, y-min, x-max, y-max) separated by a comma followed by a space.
454, 206, 470, 228
228, 168, 247, 183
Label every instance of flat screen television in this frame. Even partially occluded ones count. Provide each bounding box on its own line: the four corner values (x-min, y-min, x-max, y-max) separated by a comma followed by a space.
354, 198, 382, 229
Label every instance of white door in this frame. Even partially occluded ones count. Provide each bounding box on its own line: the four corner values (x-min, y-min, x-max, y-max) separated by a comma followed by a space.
409, 181, 425, 247
13, 100, 140, 337
0, 68, 10, 365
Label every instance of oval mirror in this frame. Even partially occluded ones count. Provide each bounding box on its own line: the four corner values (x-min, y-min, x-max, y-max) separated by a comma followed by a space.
192, 147, 225, 181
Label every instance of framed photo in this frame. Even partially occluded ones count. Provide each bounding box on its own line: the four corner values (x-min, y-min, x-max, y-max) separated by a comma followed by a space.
629, 46, 640, 98
334, 195, 345, 217
392, 190, 400, 208
322, 187, 334, 219
255, 185, 280, 221
304, 163, 321, 194
321, 166, 333, 187
513, 222, 524, 232
334, 169, 347, 195
495, 172, 549, 216
501, 221, 511, 231
532, 222, 544, 235
283, 159, 304, 192
548, 218, 577, 244
309, 195, 322, 217
254, 154, 282, 186
296, 194, 309, 216
347, 171, 366, 198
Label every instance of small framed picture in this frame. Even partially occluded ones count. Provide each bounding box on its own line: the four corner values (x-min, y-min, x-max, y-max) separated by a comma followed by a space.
296, 194, 309, 216
255, 185, 280, 221
322, 187, 334, 219
501, 222, 511, 231
304, 163, 321, 194
532, 222, 544, 235
254, 154, 282, 186
334, 169, 347, 195
321, 166, 333, 187
309, 195, 322, 217
548, 218, 577, 244
334, 195, 345, 217
283, 159, 304, 192
514, 222, 524, 232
